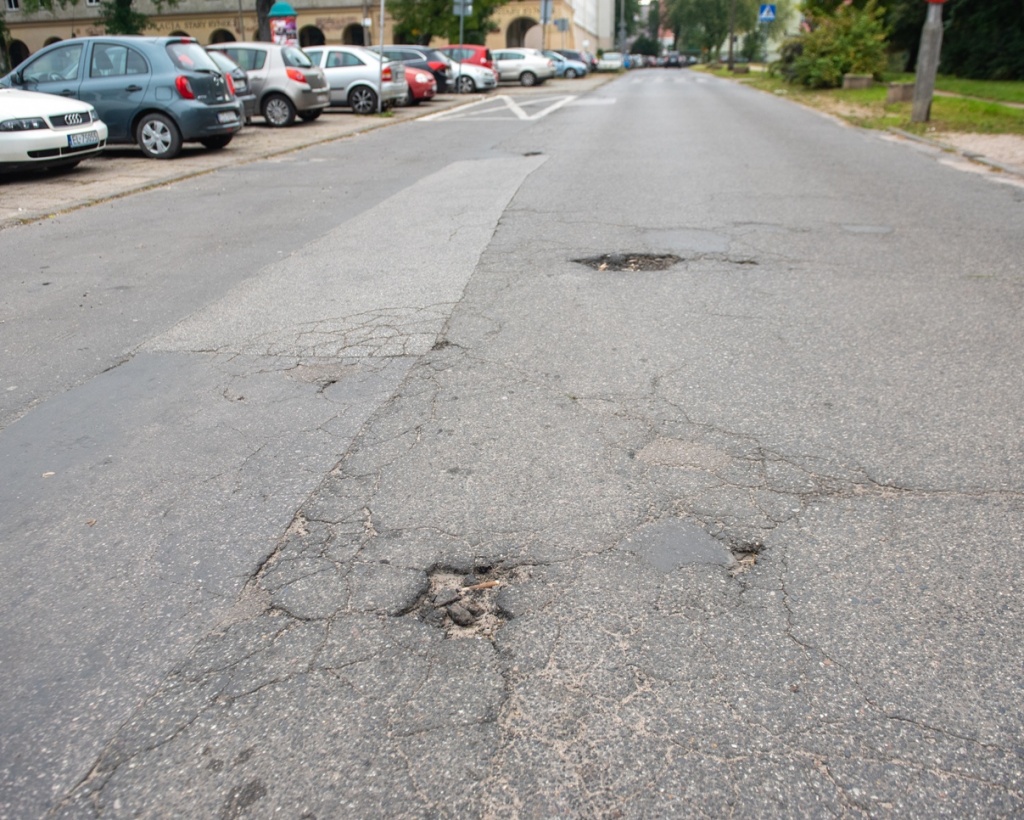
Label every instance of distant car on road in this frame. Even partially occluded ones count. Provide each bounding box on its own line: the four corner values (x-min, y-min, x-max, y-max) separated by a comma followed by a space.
207, 42, 329, 127
491, 49, 556, 86
0, 87, 108, 172
303, 46, 407, 114
1, 36, 242, 159
664, 52, 683, 68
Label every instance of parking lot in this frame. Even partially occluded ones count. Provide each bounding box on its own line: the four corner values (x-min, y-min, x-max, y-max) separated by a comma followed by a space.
0, 73, 612, 230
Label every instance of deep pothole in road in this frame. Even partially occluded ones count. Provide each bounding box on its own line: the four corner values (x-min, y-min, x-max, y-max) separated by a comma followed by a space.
406, 564, 525, 639
575, 253, 683, 272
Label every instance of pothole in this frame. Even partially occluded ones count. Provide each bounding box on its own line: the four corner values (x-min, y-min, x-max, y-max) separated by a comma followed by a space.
406, 563, 522, 639
727, 540, 765, 577
574, 253, 683, 272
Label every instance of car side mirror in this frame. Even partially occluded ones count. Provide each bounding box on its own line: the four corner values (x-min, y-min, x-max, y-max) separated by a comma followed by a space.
10, 71, 24, 85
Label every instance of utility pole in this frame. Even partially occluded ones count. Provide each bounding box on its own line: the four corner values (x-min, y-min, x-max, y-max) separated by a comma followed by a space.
911, 0, 946, 123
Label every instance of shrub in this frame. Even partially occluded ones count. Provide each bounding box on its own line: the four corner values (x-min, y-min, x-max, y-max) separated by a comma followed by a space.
784, 0, 889, 88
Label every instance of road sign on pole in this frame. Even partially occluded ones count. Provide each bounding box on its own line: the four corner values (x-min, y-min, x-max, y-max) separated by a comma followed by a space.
758, 4, 776, 22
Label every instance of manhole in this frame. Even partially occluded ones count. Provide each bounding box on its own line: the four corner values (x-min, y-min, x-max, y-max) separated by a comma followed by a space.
405, 564, 521, 639
575, 253, 682, 272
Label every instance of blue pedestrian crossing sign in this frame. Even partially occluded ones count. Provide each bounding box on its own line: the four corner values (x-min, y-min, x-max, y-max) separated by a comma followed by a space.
758, 4, 776, 22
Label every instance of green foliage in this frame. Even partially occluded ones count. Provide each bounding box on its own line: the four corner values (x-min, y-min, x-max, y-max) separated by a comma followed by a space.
665, 0, 793, 58
941, 0, 1024, 81
389, 0, 507, 44
631, 35, 660, 57
782, 0, 888, 88
99, 0, 151, 35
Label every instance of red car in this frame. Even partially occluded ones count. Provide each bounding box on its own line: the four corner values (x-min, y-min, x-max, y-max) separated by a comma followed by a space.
436, 44, 494, 72
402, 65, 437, 106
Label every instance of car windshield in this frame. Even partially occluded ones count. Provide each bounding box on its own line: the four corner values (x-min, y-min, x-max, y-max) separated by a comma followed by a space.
282, 46, 314, 68
166, 41, 220, 72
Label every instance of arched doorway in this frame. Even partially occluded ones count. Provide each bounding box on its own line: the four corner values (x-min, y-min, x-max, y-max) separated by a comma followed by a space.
44, 36, 63, 46
506, 17, 539, 47
9, 40, 30, 68
169, 30, 190, 37
209, 29, 236, 43
342, 24, 365, 45
300, 26, 325, 47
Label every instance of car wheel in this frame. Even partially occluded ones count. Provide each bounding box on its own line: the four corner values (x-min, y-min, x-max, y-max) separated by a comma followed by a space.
565, 68, 577, 79
262, 94, 296, 127
519, 71, 537, 87
456, 74, 476, 93
349, 86, 378, 115
299, 109, 322, 121
136, 112, 182, 159
200, 135, 233, 150
402, 88, 418, 106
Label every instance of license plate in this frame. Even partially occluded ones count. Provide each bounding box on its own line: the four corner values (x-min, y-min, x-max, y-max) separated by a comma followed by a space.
217, 111, 239, 124
67, 130, 99, 148
317, 93, 329, 104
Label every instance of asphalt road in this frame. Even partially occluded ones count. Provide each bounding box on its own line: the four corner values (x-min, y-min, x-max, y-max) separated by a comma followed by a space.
1, 70, 1023, 818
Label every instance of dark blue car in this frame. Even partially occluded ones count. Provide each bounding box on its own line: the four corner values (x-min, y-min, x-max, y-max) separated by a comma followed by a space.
1, 36, 242, 159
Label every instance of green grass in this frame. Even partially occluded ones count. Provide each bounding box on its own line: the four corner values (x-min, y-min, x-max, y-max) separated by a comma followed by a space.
709, 66, 1024, 134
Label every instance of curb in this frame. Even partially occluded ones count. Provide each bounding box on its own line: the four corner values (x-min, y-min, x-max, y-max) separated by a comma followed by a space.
887, 127, 1024, 179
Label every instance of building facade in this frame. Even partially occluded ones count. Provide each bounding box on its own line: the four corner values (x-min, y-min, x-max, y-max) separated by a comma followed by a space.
3, 0, 615, 68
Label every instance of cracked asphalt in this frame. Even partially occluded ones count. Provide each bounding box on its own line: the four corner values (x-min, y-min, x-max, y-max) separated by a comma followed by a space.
2, 70, 1023, 817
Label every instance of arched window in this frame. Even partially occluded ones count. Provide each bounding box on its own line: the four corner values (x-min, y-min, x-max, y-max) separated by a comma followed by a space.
506, 18, 539, 48
342, 23, 365, 46
9, 40, 31, 68
299, 26, 325, 47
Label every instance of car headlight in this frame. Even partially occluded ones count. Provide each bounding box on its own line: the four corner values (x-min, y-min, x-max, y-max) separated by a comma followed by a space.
415, 72, 431, 83
87, 108, 99, 123
0, 117, 48, 131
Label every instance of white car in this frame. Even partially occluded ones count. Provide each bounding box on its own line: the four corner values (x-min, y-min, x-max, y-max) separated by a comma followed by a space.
303, 46, 408, 114
0, 87, 107, 172
449, 59, 498, 94
597, 51, 625, 71
491, 49, 556, 86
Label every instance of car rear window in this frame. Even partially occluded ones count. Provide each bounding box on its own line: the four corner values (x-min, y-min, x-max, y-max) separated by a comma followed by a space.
281, 46, 313, 68
166, 41, 219, 72
217, 48, 266, 71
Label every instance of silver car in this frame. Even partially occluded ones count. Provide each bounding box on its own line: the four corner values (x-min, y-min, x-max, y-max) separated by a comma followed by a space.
449, 59, 498, 94
207, 42, 329, 127
491, 48, 556, 86
303, 46, 407, 115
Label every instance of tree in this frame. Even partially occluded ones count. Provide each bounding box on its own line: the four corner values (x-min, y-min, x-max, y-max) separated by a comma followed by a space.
388, 0, 509, 45
665, 0, 790, 60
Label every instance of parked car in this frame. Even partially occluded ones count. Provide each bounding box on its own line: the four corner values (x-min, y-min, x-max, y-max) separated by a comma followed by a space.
664, 52, 683, 68
0, 87, 108, 172
448, 58, 498, 94
374, 46, 454, 93
491, 49, 556, 86
206, 49, 257, 122
207, 42, 329, 127
555, 49, 597, 72
0, 36, 242, 159
303, 45, 407, 114
435, 44, 493, 72
401, 65, 436, 106
597, 51, 625, 71
542, 50, 588, 78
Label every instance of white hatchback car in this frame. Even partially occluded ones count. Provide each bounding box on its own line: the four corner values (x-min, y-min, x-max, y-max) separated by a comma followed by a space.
491, 49, 556, 86
303, 46, 407, 114
0, 87, 108, 172
449, 59, 498, 94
